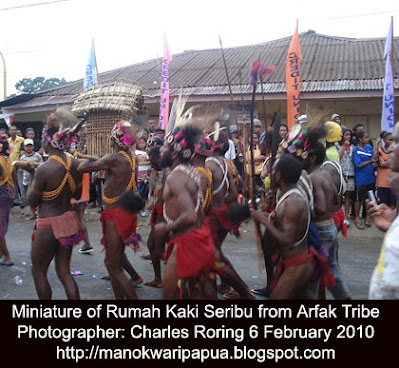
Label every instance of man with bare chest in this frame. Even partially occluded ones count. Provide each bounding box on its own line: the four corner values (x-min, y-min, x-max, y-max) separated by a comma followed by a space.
144, 144, 168, 288
153, 126, 217, 299
302, 141, 351, 300
28, 107, 83, 299
205, 130, 253, 299
250, 155, 331, 299
78, 121, 143, 300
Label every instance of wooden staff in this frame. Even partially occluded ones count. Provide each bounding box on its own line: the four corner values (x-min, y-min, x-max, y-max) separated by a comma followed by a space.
12, 161, 41, 170
219, 36, 248, 190
68, 148, 100, 161
249, 68, 265, 274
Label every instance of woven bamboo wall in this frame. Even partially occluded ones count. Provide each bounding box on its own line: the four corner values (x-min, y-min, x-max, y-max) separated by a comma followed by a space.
86, 110, 134, 156
72, 80, 144, 156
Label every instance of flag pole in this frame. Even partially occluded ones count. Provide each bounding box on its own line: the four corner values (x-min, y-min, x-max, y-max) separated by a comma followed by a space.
219, 36, 239, 126
219, 36, 247, 193
0, 51, 6, 100
381, 17, 395, 133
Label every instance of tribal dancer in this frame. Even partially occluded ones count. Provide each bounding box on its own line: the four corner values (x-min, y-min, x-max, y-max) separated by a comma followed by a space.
205, 129, 254, 299
154, 125, 219, 299
0, 133, 16, 266
323, 121, 347, 237
251, 155, 333, 299
144, 144, 168, 288
281, 119, 351, 299
28, 107, 83, 299
78, 121, 144, 299
253, 129, 277, 297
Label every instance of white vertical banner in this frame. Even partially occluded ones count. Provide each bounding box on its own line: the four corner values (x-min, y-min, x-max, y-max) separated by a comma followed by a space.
83, 40, 98, 88
159, 34, 172, 131
381, 18, 394, 133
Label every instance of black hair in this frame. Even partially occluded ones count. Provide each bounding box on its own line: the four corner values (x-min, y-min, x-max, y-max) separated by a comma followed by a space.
341, 127, 352, 141
117, 192, 146, 213
381, 131, 392, 139
0, 140, 9, 154
212, 131, 229, 155
356, 130, 367, 140
263, 129, 274, 148
275, 155, 302, 184
352, 123, 364, 132
147, 136, 164, 148
176, 126, 203, 163
148, 145, 161, 159
311, 141, 326, 165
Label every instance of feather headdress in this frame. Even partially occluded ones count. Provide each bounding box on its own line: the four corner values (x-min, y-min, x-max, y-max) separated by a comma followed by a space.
111, 121, 136, 150
42, 106, 84, 151
167, 90, 190, 134
166, 104, 231, 158
280, 111, 327, 159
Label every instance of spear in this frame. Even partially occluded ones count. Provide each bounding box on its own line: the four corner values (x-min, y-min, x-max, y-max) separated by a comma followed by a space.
219, 36, 239, 126
219, 36, 247, 189
249, 64, 263, 273
249, 60, 276, 273
259, 51, 268, 128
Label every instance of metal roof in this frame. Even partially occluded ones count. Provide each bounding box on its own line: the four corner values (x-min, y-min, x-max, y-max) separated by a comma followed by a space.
2, 30, 399, 112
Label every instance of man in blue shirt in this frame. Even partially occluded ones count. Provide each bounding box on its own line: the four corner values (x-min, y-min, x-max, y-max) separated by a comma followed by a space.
353, 130, 376, 229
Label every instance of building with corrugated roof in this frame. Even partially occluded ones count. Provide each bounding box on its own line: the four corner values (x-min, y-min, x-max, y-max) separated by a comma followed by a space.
1, 30, 398, 138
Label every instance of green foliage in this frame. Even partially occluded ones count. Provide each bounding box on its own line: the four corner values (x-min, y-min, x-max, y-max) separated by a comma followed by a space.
14, 77, 67, 94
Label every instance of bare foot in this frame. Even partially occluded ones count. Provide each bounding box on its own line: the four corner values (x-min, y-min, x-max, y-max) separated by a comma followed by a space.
100, 275, 111, 281
130, 277, 143, 286
144, 280, 164, 288
217, 284, 231, 294
140, 254, 152, 260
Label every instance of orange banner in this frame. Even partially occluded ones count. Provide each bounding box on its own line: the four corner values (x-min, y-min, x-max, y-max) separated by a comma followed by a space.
286, 22, 302, 129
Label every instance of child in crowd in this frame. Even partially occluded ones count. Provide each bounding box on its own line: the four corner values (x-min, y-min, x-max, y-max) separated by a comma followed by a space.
20, 138, 43, 220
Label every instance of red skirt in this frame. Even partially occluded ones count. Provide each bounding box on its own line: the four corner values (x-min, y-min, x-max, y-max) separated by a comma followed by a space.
164, 218, 216, 279
100, 207, 141, 251
150, 203, 164, 229
207, 203, 240, 239
32, 211, 84, 247
332, 208, 347, 237
273, 246, 336, 289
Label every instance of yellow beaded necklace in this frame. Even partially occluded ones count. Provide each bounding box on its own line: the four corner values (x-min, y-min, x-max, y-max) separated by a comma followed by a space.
0, 156, 14, 196
102, 150, 136, 205
225, 158, 239, 187
40, 155, 76, 201
195, 166, 212, 211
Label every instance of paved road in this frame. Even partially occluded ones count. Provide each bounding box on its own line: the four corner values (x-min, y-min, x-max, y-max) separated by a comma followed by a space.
0, 208, 384, 300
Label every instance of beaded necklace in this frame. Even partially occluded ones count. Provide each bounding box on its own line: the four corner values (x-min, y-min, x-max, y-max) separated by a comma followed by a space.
195, 166, 212, 211
225, 158, 239, 186
163, 164, 203, 225
0, 156, 14, 196
102, 150, 136, 205
40, 155, 76, 201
